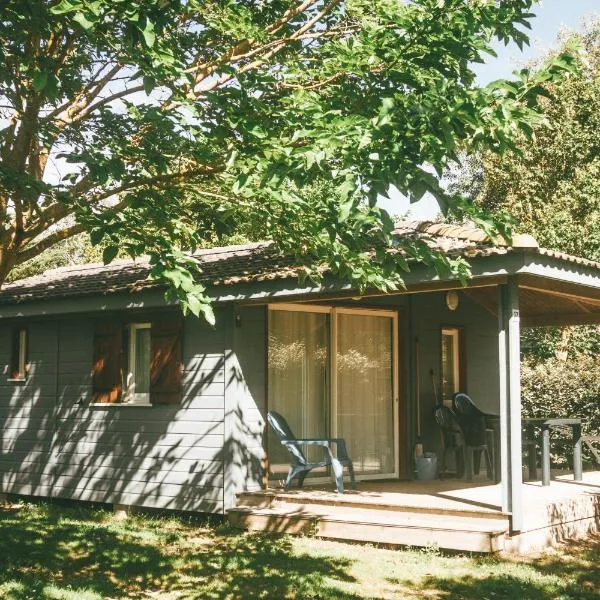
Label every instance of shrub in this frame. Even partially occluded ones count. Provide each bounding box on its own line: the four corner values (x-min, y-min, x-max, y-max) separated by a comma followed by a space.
521, 355, 600, 468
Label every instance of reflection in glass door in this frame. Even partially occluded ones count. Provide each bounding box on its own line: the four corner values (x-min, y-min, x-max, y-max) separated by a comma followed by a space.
334, 310, 398, 478
267, 308, 330, 475
267, 305, 398, 482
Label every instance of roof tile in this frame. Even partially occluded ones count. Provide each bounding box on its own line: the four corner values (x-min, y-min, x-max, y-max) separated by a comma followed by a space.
0, 222, 597, 305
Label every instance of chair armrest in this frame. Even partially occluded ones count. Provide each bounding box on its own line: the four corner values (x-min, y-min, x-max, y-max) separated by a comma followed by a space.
288, 438, 347, 445
284, 439, 332, 447
282, 438, 351, 461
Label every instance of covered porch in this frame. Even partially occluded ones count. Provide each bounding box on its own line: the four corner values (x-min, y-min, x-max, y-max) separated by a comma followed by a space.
227, 223, 600, 551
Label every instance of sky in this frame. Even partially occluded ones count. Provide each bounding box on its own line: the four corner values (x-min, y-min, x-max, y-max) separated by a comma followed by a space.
380, 0, 600, 221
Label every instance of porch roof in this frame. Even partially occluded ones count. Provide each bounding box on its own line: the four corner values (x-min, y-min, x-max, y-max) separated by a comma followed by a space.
1, 221, 599, 325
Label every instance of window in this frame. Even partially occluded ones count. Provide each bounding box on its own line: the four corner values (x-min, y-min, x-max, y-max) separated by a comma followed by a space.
441, 327, 462, 407
92, 314, 182, 405
124, 323, 151, 405
9, 328, 28, 381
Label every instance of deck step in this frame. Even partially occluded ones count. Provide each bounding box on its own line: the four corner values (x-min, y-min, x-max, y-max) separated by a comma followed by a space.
228, 504, 509, 553
237, 490, 508, 521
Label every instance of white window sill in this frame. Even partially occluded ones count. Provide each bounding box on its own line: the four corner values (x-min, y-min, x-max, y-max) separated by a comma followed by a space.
7, 377, 27, 383
89, 402, 152, 408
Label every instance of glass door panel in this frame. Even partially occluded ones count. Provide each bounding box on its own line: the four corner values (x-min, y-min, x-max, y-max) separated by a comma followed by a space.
441, 327, 461, 407
267, 309, 330, 477
335, 311, 397, 478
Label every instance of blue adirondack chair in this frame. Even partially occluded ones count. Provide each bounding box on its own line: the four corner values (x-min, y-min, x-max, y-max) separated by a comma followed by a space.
267, 410, 356, 493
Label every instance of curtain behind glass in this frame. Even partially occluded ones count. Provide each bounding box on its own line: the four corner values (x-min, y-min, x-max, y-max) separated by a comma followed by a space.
441, 330, 458, 406
336, 313, 395, 476
135, 328, 151, 396
268, 310, 329, 476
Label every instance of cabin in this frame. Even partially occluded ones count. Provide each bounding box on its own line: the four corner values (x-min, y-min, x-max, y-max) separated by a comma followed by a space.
1, 221, 599, 553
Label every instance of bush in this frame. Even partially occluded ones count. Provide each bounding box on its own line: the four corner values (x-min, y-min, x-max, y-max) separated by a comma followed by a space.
521, 355, 600, 468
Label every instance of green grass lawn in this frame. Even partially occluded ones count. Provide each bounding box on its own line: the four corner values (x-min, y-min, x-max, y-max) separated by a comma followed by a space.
0, 500, 598, 600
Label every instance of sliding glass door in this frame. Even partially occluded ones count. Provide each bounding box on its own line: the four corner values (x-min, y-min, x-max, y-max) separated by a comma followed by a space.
268, 304, 398, 482
334, 309, 398, 478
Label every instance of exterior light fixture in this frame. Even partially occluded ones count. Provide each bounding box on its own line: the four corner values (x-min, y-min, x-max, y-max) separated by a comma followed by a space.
445, 290, 459, 311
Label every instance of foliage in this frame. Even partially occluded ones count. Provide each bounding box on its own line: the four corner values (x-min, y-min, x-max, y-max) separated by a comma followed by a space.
5, 233, 102, 282
6, 220, 253, 282
453, 21, 600, 260
0, 1, 576, 320
521, 326, 600, 361
0, 501, 599, 599
452, 21, 600, 361
521, 354, 600, 466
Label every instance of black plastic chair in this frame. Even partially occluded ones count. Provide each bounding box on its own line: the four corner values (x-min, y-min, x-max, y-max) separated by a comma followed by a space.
452, 393, 494, 481
267, 410, 356, 493
434, 405, 465, 478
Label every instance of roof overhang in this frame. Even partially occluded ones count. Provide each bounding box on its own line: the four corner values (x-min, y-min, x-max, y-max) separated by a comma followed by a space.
1, 248, 600, 327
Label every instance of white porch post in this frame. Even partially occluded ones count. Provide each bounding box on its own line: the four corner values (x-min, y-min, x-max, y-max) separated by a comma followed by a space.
498, 277, 523, 532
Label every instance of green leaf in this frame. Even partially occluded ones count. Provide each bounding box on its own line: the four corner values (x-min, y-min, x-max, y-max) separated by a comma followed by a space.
50, 0, 78, 15
32, 71, 48, 92
248, 124, 267, 139
139, 18, 156, 48
410, 180, 427, 202
90, 229, 104, 246
73, 11, 96, 29
380, 97, 395, 114
102, 245, 119, 265
200, 302, 216, 326
186, 294, 201, 317
155, 48, 175, 66
45, 74, 60, 99
338, 199, 353, 223
143, 75, 155, 95
233, 173, 249, 193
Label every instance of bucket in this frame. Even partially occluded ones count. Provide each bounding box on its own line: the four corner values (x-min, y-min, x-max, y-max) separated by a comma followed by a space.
415, 452, 438, 481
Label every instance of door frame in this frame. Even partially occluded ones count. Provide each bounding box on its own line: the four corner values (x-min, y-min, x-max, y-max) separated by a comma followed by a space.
268, 303, 400, 481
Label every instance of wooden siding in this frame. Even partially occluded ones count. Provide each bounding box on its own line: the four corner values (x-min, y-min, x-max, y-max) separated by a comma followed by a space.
0, 309, 228, 514
223, 305, 267, 509
0, 291, 500, 514
0, 321, 58, 501
410, 291, 500, 457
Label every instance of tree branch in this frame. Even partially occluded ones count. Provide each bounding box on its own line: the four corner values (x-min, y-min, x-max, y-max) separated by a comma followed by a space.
187, 0, 322, 90
51, 64, 129, 129
16, 222, 87, 266
66, 83, 146, 126
44, 60, 115, 121
26, 164, 225, 241
87, 165, 224, 205
193, 0, 342, 95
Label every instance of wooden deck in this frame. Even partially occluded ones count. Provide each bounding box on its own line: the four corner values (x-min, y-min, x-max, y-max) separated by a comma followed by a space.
228, 471, 600, 553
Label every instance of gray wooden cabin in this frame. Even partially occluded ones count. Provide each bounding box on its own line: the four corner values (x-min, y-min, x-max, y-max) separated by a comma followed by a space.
1, 221, 600, 531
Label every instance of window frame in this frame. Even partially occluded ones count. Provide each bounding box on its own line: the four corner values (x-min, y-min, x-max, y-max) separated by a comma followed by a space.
440, 326, 463, 407
8, 328, 28, 382
124, 322, 152, 405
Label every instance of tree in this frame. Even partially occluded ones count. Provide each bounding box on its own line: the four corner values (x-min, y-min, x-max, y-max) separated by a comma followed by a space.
452, 22, 600, 362
0, 0, 573, 322
455, 21, 600, 261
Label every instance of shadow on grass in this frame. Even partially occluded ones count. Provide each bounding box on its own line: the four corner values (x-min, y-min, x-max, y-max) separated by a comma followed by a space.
531, 534, 600, 596
0, 502, 359, 599
390, 533, 600, 600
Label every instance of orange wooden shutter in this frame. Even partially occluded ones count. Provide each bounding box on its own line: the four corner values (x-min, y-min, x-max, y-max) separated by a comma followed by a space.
150, 314, 183, 405
92, 320, 123, 403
